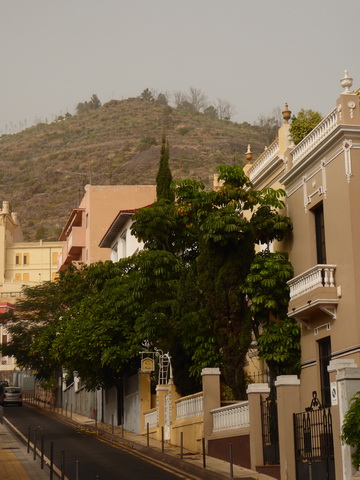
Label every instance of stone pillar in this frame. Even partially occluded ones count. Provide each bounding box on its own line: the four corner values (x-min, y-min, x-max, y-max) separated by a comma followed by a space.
139, 371, 151, 432
201, 368, 221, 442
168, 377, 181, 445
155, 385, 168, 441
246, 383, 270, 471
275, 375, 300, 480
328, 359, 360, 480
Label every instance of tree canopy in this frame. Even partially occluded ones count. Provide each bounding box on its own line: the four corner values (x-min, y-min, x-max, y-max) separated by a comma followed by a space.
1, 164, 297, 399
290, 109, 322, 144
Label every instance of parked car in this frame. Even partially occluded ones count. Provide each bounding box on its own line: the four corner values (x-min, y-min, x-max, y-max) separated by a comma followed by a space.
1, 386, 22, 406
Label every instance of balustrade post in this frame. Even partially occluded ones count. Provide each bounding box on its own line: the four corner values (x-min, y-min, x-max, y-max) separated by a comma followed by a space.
201, 368, 221, 444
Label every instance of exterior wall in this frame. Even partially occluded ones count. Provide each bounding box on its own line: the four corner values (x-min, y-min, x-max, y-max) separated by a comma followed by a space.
109, 217, 144, 261
244, 77, 360, 478
85, 185, 155, 265
283, 105, 360, 410
6, 241, 61, 285
58, 185, 156, 270
0, 202, 62, 377
208, 434, 251, 469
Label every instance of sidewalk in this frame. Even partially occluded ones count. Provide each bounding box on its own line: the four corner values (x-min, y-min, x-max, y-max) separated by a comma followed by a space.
0, 419, 49, 480
23, 400, 277, 480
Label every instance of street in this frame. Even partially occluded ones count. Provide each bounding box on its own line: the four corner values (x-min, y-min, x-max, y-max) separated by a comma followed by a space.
4, 405, 194, 480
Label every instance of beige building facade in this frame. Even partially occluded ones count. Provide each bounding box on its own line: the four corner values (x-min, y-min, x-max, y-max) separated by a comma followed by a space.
245, 72, 360, 479
58, 184, 156, 270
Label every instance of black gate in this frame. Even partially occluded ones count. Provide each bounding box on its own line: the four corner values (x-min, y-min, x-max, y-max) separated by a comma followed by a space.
293, 391, 335, 480
261, 387, 280, 464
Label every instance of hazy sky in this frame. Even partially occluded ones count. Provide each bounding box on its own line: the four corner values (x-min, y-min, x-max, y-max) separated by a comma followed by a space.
1, 0, 360, 134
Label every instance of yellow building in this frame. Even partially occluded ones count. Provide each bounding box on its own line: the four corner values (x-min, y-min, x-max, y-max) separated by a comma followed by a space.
0, 200, 62, 379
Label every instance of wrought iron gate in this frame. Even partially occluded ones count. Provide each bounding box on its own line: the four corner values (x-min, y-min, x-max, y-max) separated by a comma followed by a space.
261, 388, 280, 464
293, 391, 335, 480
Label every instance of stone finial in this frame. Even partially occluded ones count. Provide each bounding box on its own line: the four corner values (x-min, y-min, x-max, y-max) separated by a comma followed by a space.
340, 70, 353, 94
245, 144, 253, 162
282, 103, 291, 123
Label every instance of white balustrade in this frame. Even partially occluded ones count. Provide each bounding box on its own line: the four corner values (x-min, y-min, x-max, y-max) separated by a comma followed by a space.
291, 108, 338, 167
288, 264, 336, 300
144, 409, 158, 428
176, 393, 203, 420
211, 401, 249, 432
248, 139, 279, 182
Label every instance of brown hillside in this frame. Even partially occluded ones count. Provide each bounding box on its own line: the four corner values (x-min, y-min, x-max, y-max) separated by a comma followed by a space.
0, 97, 270, 241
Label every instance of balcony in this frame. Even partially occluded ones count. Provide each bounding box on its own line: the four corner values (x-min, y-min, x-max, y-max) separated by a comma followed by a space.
287, 265, 339, 322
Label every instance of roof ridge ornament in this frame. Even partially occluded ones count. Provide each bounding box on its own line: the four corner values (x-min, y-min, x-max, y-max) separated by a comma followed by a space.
282, 103, 291, 123
340, 70, 353, 94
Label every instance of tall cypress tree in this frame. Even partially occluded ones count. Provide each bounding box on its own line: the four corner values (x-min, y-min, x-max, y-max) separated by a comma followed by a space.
156, 134, 174, 201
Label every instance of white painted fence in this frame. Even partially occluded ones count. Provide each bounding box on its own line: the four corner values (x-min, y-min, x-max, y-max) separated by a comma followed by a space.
144, 408, 158, 429
211, 401, 249, 432
248, 139, 279, 182
176, 393, 203, 420
291, 107, 338, 167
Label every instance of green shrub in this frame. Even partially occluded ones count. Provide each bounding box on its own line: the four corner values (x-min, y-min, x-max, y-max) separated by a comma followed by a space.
136, 136, 157, 152
341, 391, 360, 469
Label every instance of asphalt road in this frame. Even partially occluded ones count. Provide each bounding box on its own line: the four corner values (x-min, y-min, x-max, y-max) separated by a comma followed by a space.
3, 405, 193, 480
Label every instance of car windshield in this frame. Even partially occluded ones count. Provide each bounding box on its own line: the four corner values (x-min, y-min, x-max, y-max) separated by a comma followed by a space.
5, 388, 21, 393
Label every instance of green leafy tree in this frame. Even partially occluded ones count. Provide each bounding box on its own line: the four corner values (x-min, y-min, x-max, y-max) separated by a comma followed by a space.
3, 164, 293, 399
256, 319, 301, 382
134, 164, 292, 398
341, 392, 360, 470
290, 109, 322, 144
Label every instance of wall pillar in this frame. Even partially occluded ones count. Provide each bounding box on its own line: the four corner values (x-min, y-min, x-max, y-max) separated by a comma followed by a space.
201, 368, 221, 443
275, 375, 300, 480
139, 371, 151, 432
155, 384, 168, 440
246, 383, 270, 471
328, 359, 360, 480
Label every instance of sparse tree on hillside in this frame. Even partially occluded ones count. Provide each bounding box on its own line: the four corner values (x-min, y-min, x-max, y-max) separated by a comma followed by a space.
216, 98, 235, 120
140, 88, 154, 102
187, 87, 208, 112
173, 90, 187, 108
256, 108, 283, 145
76, 94, 101, 115
155, 92, 169, 106
204, 105, 218, 119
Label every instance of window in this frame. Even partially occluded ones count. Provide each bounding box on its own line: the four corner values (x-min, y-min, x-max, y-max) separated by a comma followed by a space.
86, 213, 89, 229
314, 204, 326, 264
23, 253, 29, 265
52, 252, 59, 264
15, 273, 21, 281
15, 254, 21, 265
318, 337, 331, 407
2, 335, 7, 345
52, 272, 59, 281
23, 273, 29, 281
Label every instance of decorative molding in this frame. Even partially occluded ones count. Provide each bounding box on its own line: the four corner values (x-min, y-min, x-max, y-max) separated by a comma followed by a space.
348, 100, 356, 118
343, 139, 353, 182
